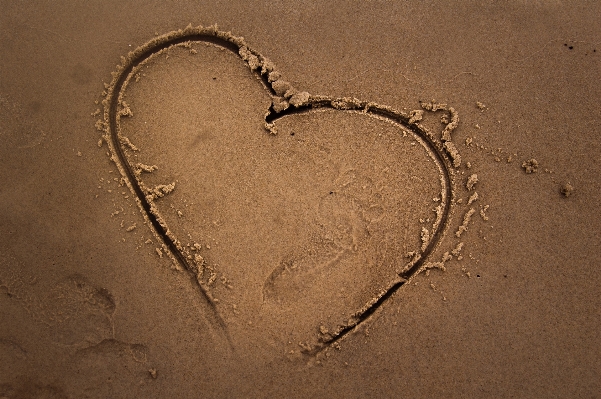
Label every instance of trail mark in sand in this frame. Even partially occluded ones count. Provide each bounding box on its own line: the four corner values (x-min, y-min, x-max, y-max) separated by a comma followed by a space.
99, 25, 468, 354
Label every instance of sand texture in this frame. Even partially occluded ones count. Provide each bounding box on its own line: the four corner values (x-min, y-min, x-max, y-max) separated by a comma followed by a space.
1, 2, 600, 398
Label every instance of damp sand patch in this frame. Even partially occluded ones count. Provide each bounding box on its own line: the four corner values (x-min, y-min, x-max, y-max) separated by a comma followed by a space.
98, 25, 484, 357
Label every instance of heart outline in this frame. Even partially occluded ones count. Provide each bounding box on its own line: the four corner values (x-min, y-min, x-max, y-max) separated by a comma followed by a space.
100, 24, 456, 353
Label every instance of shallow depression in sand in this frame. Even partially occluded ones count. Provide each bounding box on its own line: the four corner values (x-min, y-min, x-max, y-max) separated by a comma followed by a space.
115, 41, 445, 350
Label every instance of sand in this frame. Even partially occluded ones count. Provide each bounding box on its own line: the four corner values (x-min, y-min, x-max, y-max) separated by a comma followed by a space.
1, 2, 600, 398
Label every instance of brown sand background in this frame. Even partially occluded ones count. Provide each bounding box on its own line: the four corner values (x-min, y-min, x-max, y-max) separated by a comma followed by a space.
1, 1, 600, 398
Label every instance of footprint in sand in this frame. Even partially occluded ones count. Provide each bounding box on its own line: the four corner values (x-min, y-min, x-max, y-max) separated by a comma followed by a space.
0, 252, 115, 348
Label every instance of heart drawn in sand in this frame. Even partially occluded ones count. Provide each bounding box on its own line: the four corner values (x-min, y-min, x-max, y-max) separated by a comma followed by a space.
99, 25, 460, 354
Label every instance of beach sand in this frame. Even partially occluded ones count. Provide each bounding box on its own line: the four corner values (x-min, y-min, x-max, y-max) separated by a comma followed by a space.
1, 1, 600, 397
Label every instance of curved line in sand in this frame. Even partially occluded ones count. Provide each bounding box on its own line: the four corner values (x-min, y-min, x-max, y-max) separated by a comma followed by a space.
272, 106, 453, 353
103, 25, 455, 354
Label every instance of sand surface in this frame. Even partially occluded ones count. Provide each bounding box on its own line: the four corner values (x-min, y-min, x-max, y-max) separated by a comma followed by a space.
1, 1, 600, 398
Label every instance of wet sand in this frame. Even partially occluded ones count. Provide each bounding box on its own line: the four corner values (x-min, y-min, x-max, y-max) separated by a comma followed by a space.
1, 1, 600, 398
